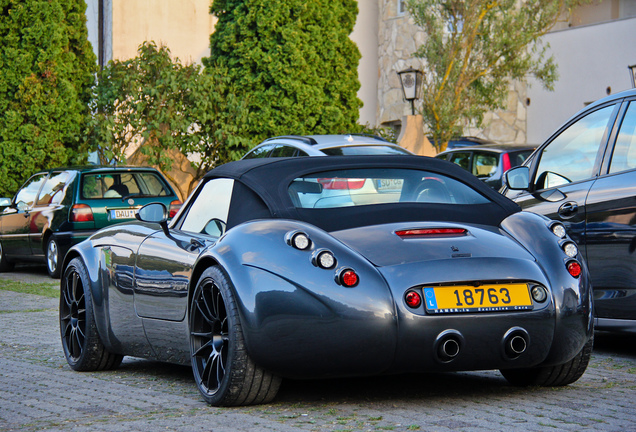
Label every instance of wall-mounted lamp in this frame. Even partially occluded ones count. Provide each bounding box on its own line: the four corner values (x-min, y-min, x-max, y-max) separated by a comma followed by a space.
397, 67, 423, 115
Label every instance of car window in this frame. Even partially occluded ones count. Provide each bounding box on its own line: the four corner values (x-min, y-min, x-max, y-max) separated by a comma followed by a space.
36, 172, 71, 205
81, 172, 170, 199
15, 174, 47, 207
509, 150, 533, 167
534, 105, 615, 189
609, 102, 636, 174
289, 168, 489, 209
448, 152, 471, 171
270, 145, 298, 157
472, 152, 498, 177
243, 144, 274, 159
180, 178, 233, 236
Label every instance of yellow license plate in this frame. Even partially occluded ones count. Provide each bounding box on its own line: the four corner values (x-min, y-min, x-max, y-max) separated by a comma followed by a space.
423, 283, 533, 314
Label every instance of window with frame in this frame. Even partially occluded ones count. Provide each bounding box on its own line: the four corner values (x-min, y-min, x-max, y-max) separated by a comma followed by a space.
36, 172, 71, 205
534, 105, 615, 189
609, 102, 636, 174
398, 0, 407, 15
15, 174, 47, 207
180, 178, 234, 237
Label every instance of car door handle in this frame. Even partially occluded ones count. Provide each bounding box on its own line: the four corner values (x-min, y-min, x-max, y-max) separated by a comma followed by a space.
190, 238, 206, 249
558, 201, 578, 218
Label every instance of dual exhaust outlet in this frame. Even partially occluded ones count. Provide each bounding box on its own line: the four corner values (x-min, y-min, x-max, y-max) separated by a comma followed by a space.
434, 327, 529, 363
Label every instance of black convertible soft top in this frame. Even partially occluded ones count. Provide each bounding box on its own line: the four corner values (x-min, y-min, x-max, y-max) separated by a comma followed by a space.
205, 155, 521, 231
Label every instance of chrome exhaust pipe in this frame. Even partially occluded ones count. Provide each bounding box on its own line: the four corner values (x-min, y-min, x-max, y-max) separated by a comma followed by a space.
434, 330, 463, 363
503, 327, 529, 359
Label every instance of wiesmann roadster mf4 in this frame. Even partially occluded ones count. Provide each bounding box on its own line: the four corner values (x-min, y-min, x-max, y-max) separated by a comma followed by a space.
59, 155, 593, 406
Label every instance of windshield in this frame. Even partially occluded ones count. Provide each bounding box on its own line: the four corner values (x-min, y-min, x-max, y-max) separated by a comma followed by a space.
288, 168, 489, 209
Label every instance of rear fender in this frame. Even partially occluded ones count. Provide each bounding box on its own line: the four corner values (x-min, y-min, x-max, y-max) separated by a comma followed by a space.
501, 212, 594, 365
201, 219, 398, 378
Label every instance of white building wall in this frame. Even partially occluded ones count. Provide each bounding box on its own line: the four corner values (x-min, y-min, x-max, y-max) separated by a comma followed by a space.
351, 0, 379, 127
527, 17, 636, 144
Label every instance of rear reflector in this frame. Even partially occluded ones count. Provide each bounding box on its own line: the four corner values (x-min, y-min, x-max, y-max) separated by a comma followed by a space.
567, 261, 582, 278
339, 269, 359, 287
395, 228, 468, 238
405, 291, 422, 308
70, 204, 94, 222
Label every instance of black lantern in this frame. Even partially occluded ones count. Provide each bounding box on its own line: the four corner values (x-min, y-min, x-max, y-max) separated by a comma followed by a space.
629, 65, 636, 89
397, 67, 423, 115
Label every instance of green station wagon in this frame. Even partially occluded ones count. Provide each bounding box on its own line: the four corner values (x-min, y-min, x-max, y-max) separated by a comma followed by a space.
0, 166, 181, 277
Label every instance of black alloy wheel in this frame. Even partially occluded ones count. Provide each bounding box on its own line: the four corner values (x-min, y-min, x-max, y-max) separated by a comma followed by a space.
189, 266, 281, 406
60, 257, 122, 371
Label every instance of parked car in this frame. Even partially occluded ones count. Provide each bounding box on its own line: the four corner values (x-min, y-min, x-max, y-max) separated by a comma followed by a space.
0, 166, 181, 278
59, 155, 592, 406
242, 134, 412, 158
502, 88, 636, 331
436, 144, 536, 189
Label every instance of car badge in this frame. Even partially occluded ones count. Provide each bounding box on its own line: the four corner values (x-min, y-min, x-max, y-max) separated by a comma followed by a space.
128, 198, 135, 205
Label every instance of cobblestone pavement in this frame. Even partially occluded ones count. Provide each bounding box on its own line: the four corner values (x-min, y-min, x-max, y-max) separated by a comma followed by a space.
1, 268, 635, 432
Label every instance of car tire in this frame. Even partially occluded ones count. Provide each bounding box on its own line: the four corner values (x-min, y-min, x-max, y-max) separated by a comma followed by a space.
189, 266, 281, 406
60, 257, 123, 371
500, 336, 593, 386
0, 241, 15, 272
45, 236, 62, 278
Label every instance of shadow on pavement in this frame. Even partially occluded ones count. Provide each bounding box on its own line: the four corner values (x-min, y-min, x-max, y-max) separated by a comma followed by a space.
593, 331, 636, 357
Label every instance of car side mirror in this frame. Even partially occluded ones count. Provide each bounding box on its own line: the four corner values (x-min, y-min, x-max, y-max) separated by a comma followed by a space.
136, 202, 168, 224
16, 201, 28, 211
504, 166, 530, 190
136, 202, 171, 236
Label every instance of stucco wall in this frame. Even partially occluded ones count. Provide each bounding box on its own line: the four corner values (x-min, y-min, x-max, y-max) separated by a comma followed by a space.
526, 17, 636, 144
351, 0, 379, 127
111, 0, 215, 64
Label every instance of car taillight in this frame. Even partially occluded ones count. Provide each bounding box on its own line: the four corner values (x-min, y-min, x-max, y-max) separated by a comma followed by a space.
317, 178, 365, 190
405, 291, 422, 308
169, 200, 182, 218
567, 261, 582, 278
502, 153, 511, 172
70, 204, 94, 222
339, 268, 359, 287
395, 228, 468, 238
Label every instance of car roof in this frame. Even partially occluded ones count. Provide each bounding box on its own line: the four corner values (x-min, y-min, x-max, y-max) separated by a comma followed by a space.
438, 143, 537, 155
204, 155, 521, 232
42, 165, 162, 174
262, 134, 390, 147
247, 134, 411, 156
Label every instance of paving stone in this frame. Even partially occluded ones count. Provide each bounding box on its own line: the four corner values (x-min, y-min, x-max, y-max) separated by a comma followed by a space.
0, 287, 635, 432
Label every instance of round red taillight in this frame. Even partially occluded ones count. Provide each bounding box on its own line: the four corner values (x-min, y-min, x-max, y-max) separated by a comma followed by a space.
339, 269, 359, 287
405, 291, 422, 308
567, 261, 582, 278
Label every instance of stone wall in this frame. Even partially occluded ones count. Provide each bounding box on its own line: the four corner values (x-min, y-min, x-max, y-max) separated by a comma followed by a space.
377, 0, 527, 145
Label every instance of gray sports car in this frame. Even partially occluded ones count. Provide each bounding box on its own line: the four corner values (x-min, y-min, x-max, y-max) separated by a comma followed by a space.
59, 155, 593, 406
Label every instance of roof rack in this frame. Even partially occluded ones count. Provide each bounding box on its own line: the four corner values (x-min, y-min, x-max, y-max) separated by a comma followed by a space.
262, 135, 319, 145
348, 133, 390, 143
